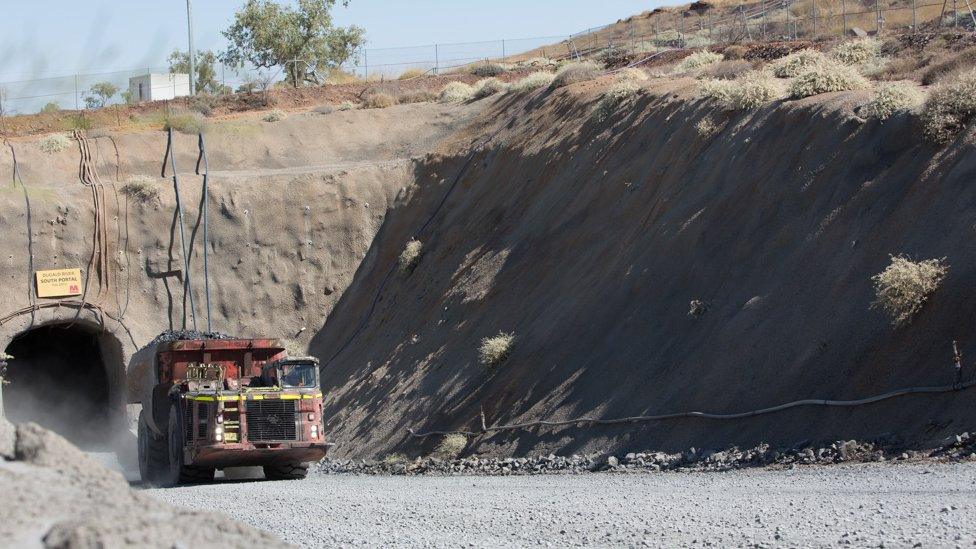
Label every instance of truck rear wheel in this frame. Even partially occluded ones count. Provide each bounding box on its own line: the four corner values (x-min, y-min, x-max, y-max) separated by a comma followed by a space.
137, 410, 168, 485
263, 462, 309, 481
159, 402, 215, 486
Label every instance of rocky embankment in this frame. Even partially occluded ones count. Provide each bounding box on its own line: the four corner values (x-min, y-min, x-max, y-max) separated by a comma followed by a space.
315, 431, 976, 476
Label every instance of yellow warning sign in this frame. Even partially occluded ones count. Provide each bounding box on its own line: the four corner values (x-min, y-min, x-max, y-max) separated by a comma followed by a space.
35, 269, 83, 299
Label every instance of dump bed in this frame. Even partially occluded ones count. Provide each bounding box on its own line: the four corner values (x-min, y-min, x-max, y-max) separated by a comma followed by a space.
129, 337, 287, 434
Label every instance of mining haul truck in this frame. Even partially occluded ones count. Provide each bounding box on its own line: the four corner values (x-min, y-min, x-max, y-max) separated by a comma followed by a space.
134, 336, 330, 486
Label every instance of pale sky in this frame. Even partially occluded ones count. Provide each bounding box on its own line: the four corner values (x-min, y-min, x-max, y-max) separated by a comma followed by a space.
0, 1, 670, 113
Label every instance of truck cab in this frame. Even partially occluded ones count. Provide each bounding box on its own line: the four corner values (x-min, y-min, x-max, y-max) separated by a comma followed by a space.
134, 338, 331, 486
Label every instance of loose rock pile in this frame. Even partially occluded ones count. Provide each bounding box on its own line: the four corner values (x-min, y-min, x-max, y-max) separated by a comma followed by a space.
315, 433, 976, 477
148, 330, 237, 346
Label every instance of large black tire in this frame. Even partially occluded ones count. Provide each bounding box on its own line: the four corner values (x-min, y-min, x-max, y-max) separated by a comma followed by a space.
159, 402, 214, 487
137, 409, 168, 485
263, 462, 309, 481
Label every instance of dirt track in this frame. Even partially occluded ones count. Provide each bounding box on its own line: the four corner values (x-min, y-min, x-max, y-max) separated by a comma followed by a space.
145, 462, 976, 547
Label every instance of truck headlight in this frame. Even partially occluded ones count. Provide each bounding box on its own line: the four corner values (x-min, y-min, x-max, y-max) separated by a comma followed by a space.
307, 413, 315, 421
216, 413, 224, 424
310, 425, 318, 439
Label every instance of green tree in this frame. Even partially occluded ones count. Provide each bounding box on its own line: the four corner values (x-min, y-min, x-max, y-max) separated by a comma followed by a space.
168, 49, 229, 95
41, 101, 61, 113
221, 0, 365, 88
84, 82, 118, 109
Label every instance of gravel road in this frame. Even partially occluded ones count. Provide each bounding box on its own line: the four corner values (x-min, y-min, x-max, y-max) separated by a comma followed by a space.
144, 462, 976, 547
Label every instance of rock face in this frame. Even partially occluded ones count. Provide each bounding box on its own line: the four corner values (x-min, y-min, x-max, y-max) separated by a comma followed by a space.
0, 420, 287, 548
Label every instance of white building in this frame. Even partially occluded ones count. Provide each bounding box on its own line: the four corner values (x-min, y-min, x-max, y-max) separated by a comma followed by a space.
128, 73, 191, 103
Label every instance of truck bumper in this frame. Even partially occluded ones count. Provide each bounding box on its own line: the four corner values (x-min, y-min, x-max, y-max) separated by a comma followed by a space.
188, 442, 333, 469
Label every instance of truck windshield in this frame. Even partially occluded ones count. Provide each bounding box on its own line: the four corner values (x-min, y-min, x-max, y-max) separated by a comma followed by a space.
280, 362, 318, 388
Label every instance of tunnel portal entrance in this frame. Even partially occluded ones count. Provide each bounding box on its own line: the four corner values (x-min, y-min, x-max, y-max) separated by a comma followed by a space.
3, 323, 121, 450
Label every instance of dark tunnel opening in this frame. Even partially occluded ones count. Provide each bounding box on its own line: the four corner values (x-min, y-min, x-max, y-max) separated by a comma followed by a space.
3, 324, 121, 450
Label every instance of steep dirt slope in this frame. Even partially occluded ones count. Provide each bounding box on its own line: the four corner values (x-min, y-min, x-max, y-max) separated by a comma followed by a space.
312, 76, 976, 458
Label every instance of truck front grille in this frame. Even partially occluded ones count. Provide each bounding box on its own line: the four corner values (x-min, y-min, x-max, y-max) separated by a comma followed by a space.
245, 399, 298, 441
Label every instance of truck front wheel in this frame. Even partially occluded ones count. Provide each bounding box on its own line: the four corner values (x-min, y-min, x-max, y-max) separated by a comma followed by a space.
159, 402, 215, 486
137, 410, 168, 485
263, 462, 309, 481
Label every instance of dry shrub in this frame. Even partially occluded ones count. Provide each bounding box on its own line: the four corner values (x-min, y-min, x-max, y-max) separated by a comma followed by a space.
831, 38, 882, 66
433, 433, 467, 459
699, 59, 753, 80
864, 82, 925, 120
479, 332, 515, 366
772, 49, 828, 78
871, 255, 948, 325
511, 72, 555, 92
161, 109, 206, 134
788, 60, 870, 99
695, 117, 718, 138
337, 101, 357, 111
397, 89, 437, 104
473, 77, 509, 99
471, 63, 508, 77
398, 68, 426, 80
723, 45, 749, 60
616, 67, 648, 83
39, 133, 71, 154
439, 82, 476, 103
675, 50, 723, 73
398, 239, 423, 273
551, 62, 601, 88
121, 175, 161, 203
364, 92, 397, 109
593, 80, 640, 121
698, 71, 785, 109
381, 453, 409, 466
921, 69, 976, 143
262, 109, 286, 122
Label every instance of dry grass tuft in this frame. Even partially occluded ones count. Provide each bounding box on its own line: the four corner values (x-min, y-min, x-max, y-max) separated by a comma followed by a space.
439, 82, 476, 103
698, 71, 785, 110
675, 50, 723, 73
695, 117, 719, 138
788, 60, 870, 99
872, 255, 948, 325
397, 89, 437, 104
616, 67, 648, 83
433, 433, 467, 459
161, 109, 206, 134
381, 453, 409, 466
593, 80, 640, 121
471, 63, 508, 77
700, 59, 753, 80
39, 133, 71, 154
337, 101, 357, 111
473, 77, 509, 99
864, 82, 925, 120
364, 92, 397, 109
771, 49, 828, 78
479, 332, 515, 366
121, 175, 161, 204
831, 38, 882, 66
551, 62, 601, 88
511, 72, 556, 92
262, 109, 286, 122
398, 239, 423, 273
398, 68, 426, 80
920, 69, 976, 143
